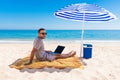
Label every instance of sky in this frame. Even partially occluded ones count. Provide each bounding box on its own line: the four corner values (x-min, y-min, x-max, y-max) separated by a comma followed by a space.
0, 0, 120, 30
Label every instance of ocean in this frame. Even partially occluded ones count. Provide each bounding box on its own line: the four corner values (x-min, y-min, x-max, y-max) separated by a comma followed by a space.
0, 30, 120, 41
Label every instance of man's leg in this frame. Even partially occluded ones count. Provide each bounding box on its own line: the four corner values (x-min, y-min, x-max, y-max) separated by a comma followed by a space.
54, 51, 76, 59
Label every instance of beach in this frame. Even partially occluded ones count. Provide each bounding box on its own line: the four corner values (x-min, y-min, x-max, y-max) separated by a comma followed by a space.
0, 40, 120, 80
0, 0, 120, 79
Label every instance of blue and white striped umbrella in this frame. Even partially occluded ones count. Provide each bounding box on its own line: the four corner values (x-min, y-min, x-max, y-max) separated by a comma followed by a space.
55, 3, 117, 21
54, 3, 117, 58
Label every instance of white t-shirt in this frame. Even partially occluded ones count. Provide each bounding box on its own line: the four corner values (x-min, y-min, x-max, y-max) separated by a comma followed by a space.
33, 37, 45, 60
33, 37, 55, 61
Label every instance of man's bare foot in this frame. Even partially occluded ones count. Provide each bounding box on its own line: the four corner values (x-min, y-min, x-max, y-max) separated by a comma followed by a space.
69, 50, 73, 53
68, 50, 74, 54
69, 51, 76, 57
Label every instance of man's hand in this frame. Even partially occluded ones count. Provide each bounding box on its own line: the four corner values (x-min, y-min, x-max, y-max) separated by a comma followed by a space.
24, 62, 32, 65
45, 50, 52, 53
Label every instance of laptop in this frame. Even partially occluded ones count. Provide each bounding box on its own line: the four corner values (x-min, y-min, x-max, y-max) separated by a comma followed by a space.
51, 45, 65, 54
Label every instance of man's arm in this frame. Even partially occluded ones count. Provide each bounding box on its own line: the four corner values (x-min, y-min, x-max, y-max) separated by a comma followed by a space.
24, 48, 37, 65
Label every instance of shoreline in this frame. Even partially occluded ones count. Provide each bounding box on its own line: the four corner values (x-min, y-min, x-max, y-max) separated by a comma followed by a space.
0, 40, 120, 44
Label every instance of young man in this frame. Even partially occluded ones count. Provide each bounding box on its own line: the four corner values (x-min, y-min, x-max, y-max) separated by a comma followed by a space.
25, 28, 76, 65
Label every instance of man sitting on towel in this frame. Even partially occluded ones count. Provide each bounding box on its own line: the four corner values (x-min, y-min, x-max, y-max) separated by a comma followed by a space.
25, 28, 76, 65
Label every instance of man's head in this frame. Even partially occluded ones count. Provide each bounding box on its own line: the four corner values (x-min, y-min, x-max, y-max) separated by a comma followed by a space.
38, 28, 47, 39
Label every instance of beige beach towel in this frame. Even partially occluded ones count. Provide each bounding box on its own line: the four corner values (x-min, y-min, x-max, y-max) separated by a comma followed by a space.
10, 55, 84, 70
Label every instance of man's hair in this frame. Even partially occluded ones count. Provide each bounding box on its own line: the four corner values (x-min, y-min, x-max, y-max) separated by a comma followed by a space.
38, 28, 45, 33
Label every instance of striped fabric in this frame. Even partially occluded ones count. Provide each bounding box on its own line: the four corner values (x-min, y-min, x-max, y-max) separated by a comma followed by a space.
55, 3, 117, 21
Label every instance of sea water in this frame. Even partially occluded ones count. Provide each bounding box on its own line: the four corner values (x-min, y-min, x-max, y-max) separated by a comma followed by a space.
0, 30, 120, 42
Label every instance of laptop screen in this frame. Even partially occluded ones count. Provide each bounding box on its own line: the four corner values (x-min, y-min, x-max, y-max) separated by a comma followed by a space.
54, 45, 65, 54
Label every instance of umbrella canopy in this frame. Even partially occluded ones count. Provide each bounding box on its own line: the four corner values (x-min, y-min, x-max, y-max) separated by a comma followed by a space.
54, 3, 117, 58
55, 3, 117, 21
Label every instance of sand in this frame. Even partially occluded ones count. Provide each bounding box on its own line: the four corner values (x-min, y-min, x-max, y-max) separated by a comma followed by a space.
0, 41, 120, 80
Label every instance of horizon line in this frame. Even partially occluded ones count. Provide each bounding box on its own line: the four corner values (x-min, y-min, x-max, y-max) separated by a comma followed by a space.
0, 29, 120, 30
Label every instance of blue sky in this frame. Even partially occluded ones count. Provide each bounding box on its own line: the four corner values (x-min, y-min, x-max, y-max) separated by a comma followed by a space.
0, 0, 120, 30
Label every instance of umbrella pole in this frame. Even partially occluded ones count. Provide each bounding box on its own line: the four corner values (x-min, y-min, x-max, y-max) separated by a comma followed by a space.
80, 21, 84, 58
80, 12, 85, 58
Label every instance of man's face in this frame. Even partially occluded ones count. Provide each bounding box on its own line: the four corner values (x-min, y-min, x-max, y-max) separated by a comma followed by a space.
38, 30, 47, 39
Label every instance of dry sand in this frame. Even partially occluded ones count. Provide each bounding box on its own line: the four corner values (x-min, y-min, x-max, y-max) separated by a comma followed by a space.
0, 41, 120, 80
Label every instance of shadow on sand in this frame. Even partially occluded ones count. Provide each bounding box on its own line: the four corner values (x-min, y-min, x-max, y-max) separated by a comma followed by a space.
19, 67, 73, 73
